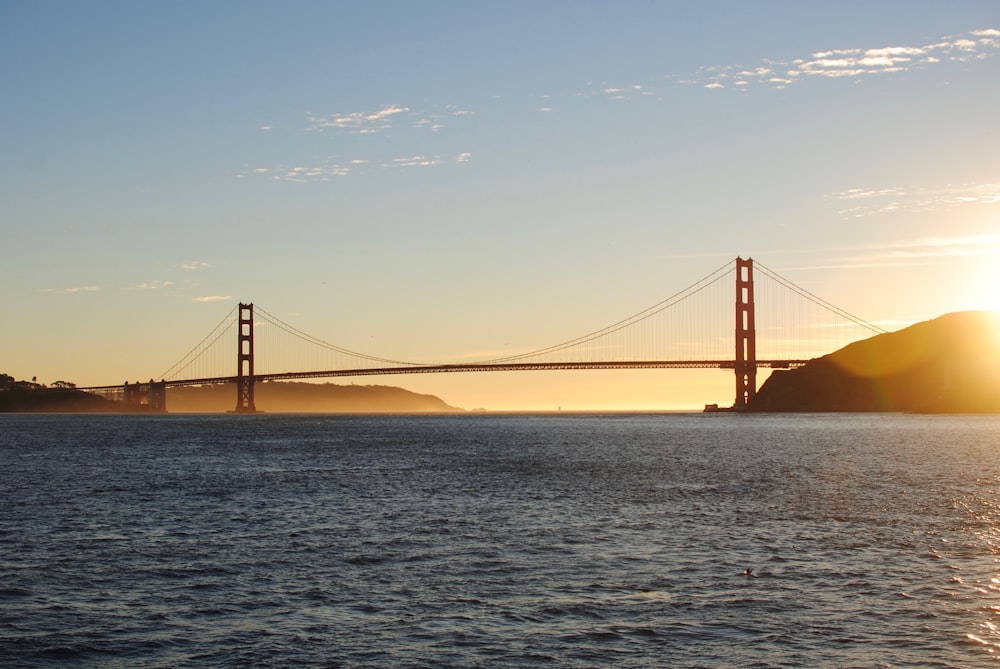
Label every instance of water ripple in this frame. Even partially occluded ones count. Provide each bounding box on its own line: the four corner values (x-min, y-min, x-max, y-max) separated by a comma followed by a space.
1, 413, 999, 667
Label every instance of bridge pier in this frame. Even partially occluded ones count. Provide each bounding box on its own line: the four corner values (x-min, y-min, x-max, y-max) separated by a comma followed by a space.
734, 257, 757, 410
234, 302, 258, 413
122, 379, 167, 413
148, 380, 167, 413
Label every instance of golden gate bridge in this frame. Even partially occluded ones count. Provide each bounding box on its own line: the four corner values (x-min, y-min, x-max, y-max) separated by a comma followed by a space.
79, 258, 886, 412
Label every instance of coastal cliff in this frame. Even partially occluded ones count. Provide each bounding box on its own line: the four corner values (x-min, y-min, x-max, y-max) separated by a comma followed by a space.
750, 311, 1000, 412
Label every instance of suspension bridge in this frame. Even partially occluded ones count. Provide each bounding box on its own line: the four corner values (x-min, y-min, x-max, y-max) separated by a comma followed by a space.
79, 258, 887, 412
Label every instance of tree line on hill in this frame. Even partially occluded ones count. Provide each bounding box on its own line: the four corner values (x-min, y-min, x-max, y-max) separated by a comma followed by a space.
0, 373, 113, 412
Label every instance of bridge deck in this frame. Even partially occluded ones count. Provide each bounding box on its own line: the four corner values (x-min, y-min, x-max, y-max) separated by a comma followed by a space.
79, 360, 808, 391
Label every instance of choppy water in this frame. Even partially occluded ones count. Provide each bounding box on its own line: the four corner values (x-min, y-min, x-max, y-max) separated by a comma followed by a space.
1, 413, 999, 667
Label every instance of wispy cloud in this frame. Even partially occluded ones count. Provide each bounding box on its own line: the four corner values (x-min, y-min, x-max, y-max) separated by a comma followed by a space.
782, 234, 1000, 272
137, 280, 174, 289
243, 152, 472, 181
412, 116, 444, 132
239, 162, 352, 182
863, 234, 1000, 261
240, 28, 997, 184
387, 155, 441, 168
895, 233, 1000, 250
193, 295, 233, 303
42, 285, 100, 294
306, 105, 410, 134
825, 182, 1000, 218
598, 84, 651, 99
248, 163, 353, 182
182, 261, 210, 271
699, 29, 1000, 90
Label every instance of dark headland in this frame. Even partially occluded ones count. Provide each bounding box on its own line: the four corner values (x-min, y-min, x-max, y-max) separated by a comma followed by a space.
0, 376, 115, 412
750, 310, 1000, 412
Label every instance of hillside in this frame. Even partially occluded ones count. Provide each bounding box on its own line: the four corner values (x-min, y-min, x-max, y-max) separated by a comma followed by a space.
168, 381, 460, 413
0, 389, 116, 412
750, 311, 1000, 412
0, 374, 459, 413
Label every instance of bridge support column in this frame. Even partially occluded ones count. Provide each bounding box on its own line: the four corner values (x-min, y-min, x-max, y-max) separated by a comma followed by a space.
121, 380, 167, 412
148, 380, 167, 413
234, 302, 257, 413
123, 381, 141, 409
734, 257, 757, 410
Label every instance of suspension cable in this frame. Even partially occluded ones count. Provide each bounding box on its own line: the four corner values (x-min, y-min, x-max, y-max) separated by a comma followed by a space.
154, 258, 888, 382
158, 305, 238, 380
754, 261, 887, 334
253, 305, 421, 367
476, 259, 734, 363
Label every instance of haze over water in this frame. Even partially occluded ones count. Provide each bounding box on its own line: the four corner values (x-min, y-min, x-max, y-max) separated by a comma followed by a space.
2, 412, 999, 667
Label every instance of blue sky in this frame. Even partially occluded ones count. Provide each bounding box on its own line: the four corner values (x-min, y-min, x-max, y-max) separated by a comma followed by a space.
2, 2, 999, 409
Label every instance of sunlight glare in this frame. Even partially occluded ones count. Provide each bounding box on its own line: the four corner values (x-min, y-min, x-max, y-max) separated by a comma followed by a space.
967, 258, 1000, 312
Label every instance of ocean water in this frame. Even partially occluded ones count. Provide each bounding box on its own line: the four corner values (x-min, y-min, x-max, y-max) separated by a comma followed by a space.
1, 412, 998, 668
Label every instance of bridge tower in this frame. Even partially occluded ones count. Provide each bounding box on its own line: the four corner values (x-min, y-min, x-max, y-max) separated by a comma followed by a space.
734, 257, 757, 410
235, 302, 257, 413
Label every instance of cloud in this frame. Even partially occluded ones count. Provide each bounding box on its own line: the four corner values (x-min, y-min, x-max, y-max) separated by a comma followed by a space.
881, 236, 1000, 259
245, 152, 472, 180
386, 155, 441, 168
412, 116, 444, 131
306, 105, 409, 134
825, 234, 1000, 270
244, 28, 998, 184
238, 161, 353, 181
137, 280, 175, 289
699, 29, 1000, 90
596, 83, 650, 99
899, 233, 1000, 250
825, 182, 1000, 218
776, 234, 1000, 274
40, 285, 99, 294
193, 295, 233, 303
182, 261, 210, 271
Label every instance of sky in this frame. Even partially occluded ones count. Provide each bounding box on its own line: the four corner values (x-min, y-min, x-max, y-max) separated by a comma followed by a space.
2, 1, 999, 410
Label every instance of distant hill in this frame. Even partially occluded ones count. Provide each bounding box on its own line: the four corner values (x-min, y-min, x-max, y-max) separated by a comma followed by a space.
0, 373, 460, 413
751, 311, 1000, 412
168, 381, 461, 413
0, 375, 116, 412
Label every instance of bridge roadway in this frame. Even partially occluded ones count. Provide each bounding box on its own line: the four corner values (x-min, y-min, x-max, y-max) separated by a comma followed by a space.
79, 359, 808, 391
